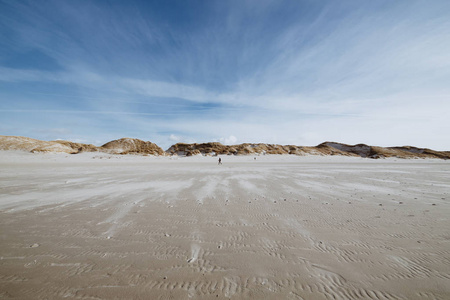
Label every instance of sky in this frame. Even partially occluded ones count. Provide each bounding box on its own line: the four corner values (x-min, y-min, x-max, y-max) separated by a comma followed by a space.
1, 0, 450, 150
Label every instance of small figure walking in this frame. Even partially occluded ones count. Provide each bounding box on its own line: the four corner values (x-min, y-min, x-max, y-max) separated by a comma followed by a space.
218, 157, 222, 165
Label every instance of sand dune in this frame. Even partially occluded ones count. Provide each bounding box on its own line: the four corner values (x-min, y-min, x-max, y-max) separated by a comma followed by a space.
100, 138, 164, 155
0, 136, 98, 154
2, 135, 449, 159
165, 141, 450, 159
0, 136, 164, 155
0, 152, 449, 299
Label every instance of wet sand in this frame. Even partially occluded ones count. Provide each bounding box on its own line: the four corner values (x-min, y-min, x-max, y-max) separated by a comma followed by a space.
1, 152, 449, 299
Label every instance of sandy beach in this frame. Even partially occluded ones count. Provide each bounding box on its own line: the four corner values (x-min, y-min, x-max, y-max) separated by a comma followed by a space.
0, 152, 449, 299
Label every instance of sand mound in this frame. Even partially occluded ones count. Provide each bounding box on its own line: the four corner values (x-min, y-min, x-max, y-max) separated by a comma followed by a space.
0, 136, 97, 154
0, 136, 164, 156
390, 146, 450, 159
166, 142, 316, 156
166, 141, 449, 159
54, 140, 98, 153
1, 135, 449, 159
101, 138, 165, 155
322, 142, 450, 159
166, 142, 374, 157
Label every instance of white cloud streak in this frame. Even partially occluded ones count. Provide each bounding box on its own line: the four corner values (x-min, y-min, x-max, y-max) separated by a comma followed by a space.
1, 1, 450, 150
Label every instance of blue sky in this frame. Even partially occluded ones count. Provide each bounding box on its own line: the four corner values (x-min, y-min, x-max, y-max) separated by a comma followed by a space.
1, 0, 449, 150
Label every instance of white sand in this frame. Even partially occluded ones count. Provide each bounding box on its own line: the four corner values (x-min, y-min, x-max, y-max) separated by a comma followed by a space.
0, 151, 449, 299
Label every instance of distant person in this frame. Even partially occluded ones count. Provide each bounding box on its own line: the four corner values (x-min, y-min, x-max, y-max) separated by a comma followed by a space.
218, 157, 222, 165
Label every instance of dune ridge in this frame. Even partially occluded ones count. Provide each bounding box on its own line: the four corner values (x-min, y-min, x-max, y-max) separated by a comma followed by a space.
0, 136, 165, 156
1, 135, 449, 159
101, 138, 164, 155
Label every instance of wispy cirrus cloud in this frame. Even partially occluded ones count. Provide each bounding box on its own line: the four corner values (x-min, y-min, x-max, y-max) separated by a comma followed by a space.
1, 0, 449, 149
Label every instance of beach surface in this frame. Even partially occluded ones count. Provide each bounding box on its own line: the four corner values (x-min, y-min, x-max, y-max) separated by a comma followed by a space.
1, 152, 449, 299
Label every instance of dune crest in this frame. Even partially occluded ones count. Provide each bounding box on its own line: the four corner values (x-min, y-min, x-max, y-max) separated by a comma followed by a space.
0, 136, 164, 156
167, 141, 450, 159
1, 135, 449, 159
101, 138, 164, 155
0, 136, 97, 154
